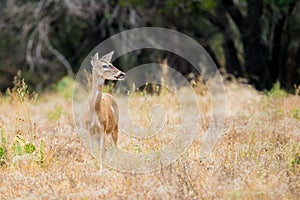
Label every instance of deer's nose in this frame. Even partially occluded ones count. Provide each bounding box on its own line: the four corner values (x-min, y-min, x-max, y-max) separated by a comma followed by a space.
115, 72, 126, 80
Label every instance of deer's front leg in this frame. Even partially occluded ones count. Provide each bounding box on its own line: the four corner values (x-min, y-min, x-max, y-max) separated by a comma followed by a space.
89, 115, 106, 172
88, 113, 104, 154
99, 131, 106, 172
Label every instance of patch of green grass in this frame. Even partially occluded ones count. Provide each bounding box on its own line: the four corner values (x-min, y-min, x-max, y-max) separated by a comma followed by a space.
0, 128, 6, 165
267, 81, 286, 98
290, 108, 300, 120
291, 145, 300, 168
11, 135, 37, 156
0, 73, 49, 169
292, 154, 300, 166
10, 135, 44, 165
12, 136, 26, 156
47, 105, 66, 121
262, 81, 287, 120
0, 147, 5, 159
24, 143, 36, 154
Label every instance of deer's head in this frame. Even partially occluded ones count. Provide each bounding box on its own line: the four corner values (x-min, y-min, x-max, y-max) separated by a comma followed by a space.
91, 51, 126, 80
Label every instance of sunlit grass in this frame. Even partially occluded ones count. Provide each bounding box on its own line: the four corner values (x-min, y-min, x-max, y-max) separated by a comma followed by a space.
0, 75, 299, 199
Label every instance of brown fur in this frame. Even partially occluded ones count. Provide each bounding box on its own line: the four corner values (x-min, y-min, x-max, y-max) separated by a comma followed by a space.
83, 93, 119, 146
99, 93, 119, 145
83, 51, 125, 170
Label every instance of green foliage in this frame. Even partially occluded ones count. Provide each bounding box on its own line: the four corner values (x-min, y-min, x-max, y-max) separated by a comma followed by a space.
12, 136, 26, 156
265, 0, 295, 12
0, 147, 5, 160
291, 108, 300, 120
0, 128, 7, 163
0, 71, 47, 167
199, 0, 216, 11
292, 154, 300, 166
12, 136, 37, 156
47, 105, 66, 121
267, 81, 286, 97
24, 143, 36, 154
55, 76, 74, 99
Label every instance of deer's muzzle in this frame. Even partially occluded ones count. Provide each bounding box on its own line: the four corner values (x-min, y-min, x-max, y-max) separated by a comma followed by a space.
114, 72, 126, 80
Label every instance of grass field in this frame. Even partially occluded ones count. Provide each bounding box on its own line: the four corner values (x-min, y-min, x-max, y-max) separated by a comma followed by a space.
0, 75, 299, 199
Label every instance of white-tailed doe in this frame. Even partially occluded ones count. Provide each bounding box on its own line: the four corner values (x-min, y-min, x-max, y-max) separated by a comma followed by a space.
84, 51, 125, 171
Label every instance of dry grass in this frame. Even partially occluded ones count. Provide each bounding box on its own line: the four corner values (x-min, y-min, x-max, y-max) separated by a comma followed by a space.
0, 76, 299, 199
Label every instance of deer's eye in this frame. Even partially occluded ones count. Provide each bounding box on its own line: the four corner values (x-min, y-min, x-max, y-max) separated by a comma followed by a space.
102, 64, 108, 69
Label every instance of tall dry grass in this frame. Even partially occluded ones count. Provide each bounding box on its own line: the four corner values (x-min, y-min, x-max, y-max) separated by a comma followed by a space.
0, 75, 299, 199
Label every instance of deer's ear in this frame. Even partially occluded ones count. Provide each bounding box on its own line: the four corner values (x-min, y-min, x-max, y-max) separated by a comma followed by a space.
100, 51, 114, 62
91, 52, 99, 67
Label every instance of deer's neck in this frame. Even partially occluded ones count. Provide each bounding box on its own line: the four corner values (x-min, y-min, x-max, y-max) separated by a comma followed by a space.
92, 71, 104, 113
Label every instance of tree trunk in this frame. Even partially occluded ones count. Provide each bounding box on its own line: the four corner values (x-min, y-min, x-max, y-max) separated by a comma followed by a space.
272, 0, 298, 90
242, 37, 271, 89
241, 0, 272, 89
223, 37, 243, 76
217, 1, 243, 77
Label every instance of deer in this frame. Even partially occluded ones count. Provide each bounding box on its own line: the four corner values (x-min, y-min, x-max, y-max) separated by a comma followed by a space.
84, 51, 125, 172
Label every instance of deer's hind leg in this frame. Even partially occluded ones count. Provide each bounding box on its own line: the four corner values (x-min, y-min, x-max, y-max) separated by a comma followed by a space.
99, 133, 106, 172
111, 125, 118, 147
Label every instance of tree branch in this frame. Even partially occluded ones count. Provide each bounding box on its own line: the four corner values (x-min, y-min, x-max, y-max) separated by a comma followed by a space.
221, 0, 245, 28
43, 38, 74, 77
26, 27, 38, 72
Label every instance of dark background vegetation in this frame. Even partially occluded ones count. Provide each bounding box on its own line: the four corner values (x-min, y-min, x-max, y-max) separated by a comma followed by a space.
0, 0, 299, 92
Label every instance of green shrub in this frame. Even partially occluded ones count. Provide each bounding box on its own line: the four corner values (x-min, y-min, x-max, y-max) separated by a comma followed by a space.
55, 76, 74, 99
267, 81, 286, 97
12, 136, 36, 155
24, 143, 36, 154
